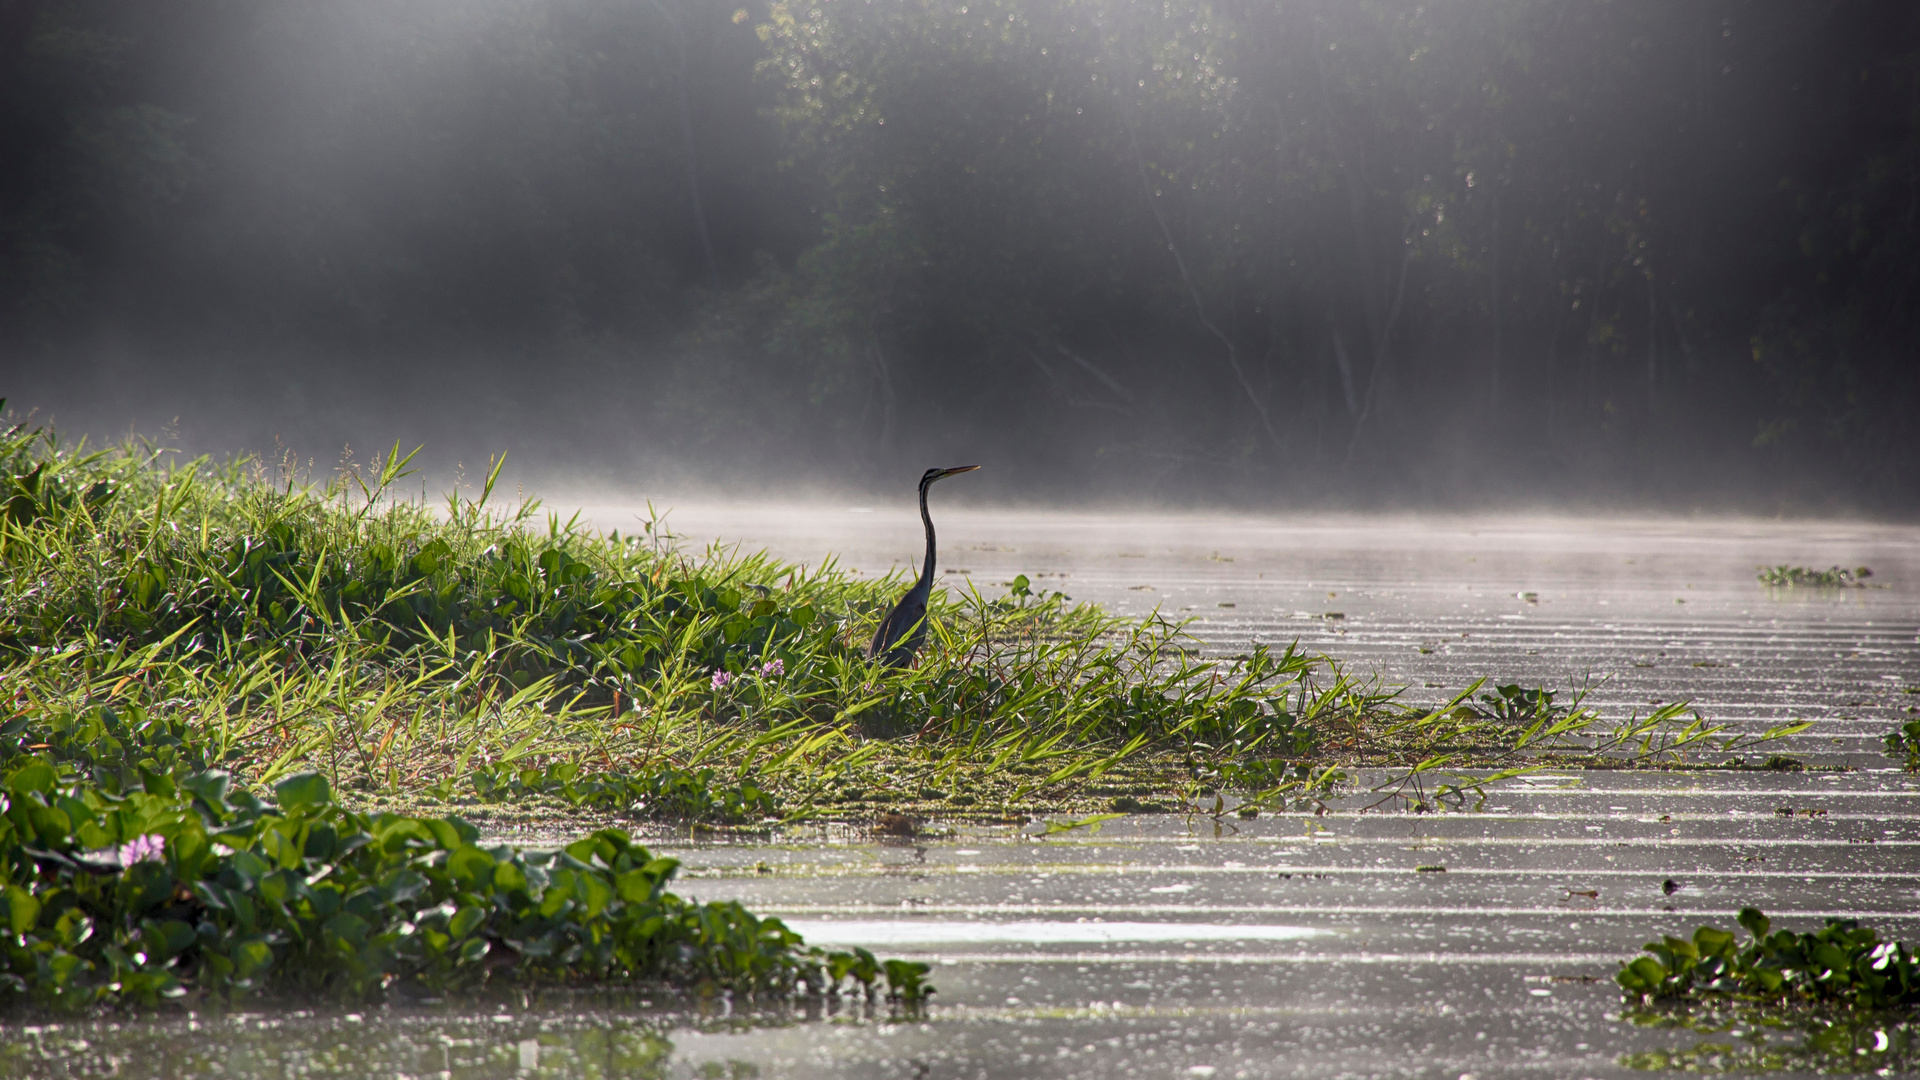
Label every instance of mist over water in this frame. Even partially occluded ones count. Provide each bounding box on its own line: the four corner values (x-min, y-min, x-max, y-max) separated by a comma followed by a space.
4, 0, 1917, 512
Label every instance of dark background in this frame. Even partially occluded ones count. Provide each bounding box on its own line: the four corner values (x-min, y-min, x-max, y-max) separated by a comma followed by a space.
3, 0, 1916, 512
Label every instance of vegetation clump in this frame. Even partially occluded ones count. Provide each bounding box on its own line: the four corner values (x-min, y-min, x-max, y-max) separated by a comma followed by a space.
1757, 564, 1875, 588
0, 759, 929, 1011
1886, 719, 1920, 771
1617, 907, 1920, 1011
0, 422, 1393, 818
0, 421, 1811, 828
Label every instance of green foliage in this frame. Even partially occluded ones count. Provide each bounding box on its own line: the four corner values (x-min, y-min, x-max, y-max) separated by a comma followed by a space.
1342, 680, 1809, 812
0, 425, 1403, 809
1617, 908, 1920, 1011
1886, 719, 1920, 771
0, 423, 1797, 834
0, 757, 929, 1011
461, 761, 780, 825
1757, 565, 1874, 588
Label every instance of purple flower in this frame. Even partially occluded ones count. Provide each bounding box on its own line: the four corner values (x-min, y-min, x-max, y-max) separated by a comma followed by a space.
119, 834, 165, 866
711, 669, 734, 691
759, 659, 784, 678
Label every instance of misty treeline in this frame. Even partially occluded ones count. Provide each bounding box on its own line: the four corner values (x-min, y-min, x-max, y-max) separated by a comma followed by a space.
2, 0, 1916, 506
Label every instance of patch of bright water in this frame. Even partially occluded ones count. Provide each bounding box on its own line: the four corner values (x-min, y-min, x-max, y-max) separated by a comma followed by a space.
4, 513, 1915, 1077
780, 920, 1331, 946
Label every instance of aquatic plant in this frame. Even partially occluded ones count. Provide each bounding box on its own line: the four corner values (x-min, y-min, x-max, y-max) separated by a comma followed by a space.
0, 757, 928, 1011
0, 424, 1387, 813
1886, 719, 1920, 771
1757, 564, 1874, 588
1617, 907, 1920, 1010
458, 760, 781, 824
0, 423, 1802, 826
1331, 680, 1808, 813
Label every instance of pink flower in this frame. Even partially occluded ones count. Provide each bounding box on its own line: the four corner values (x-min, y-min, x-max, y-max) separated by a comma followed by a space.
119, 834, 165, 866
711, 669, 733, 691
759, 659, 784, 678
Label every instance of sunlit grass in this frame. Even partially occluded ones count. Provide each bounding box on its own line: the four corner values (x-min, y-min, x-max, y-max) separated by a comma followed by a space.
1, 419, 1801, 823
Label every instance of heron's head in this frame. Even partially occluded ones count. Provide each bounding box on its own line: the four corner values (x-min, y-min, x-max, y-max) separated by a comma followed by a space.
920, 465, 981, 488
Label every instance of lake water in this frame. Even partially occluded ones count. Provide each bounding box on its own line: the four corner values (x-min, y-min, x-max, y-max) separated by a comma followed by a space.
6, 511, 1916, 1078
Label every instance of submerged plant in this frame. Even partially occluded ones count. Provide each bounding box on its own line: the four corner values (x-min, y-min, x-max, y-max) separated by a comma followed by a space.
1757, 564, 1875, 588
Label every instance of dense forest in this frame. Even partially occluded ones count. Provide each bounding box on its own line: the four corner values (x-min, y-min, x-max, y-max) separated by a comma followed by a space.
2, 0, 1916, 509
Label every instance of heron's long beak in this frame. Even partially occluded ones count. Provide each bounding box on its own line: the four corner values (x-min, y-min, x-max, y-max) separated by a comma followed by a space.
935, 465, 982, 479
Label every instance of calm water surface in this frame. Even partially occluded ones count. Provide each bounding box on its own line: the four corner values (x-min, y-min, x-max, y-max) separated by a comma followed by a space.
6, 512, 1916, 1078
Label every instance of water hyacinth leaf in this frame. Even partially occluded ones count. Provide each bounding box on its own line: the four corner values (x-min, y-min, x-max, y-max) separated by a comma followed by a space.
273, 772, 331, 812
577, 873, 614, 919
614, 868, 657, 903
4, 760, 52, 795
228, 848, 271, 889
492, 860, 528, 893
231, 938, 274, 978
380, 869, 428, 904
446, 846, 495, 886
449, 905, 486, 939
3, 886, 39, 934
182, 770, 232, 807
143, 919, 197, 958
28, 805, 71, 843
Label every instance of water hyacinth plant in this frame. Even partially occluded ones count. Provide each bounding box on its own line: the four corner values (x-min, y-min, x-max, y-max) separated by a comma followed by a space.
0, 759, 929, 1010
1617, 907, 1920, 1009
1886, 718, 1920, 771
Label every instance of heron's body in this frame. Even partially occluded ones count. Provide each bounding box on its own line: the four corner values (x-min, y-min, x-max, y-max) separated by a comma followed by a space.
868, 465, 980, 666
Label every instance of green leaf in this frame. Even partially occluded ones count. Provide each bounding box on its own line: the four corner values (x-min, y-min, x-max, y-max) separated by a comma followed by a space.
423, 819, 465, 850
181, 770, 232, 808
1628, 956, 1669, 987
447, 845, 495, 886
615, 868, 658, 904
148, 919, 197, 958
325, 912, 370, 945
28, 805, 70, 843
492, 861, 527, 893
1693, 926, 1736, 957
3, 886, 40, 934
449, 905, 486, 939
7, 763, 55, 799
577, 873, 613, 920
232, 938, 274, 977
273, 772, 332, 812
381, 869, 427, 904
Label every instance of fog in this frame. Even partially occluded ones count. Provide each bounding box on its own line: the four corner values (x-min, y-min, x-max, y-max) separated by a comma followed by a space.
4, 0, 1916, 513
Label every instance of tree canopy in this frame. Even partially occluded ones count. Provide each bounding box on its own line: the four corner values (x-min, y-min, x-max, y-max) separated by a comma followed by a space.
3, 0, 1915, 508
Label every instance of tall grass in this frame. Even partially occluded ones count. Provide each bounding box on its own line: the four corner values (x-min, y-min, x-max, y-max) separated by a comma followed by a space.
1, 416, 1792, 819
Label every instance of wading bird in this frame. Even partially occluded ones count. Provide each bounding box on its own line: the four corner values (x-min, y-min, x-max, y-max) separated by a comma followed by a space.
868, 465, 981, 667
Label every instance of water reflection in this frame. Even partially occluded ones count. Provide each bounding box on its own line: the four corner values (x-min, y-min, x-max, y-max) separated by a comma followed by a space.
1620, 1005, 1917, 1074
0, 993, 915, 1079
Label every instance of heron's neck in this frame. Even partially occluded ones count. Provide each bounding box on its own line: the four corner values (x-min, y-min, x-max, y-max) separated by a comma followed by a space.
918, 480, 937, 587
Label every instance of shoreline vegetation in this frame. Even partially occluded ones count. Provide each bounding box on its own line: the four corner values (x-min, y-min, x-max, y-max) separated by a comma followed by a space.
0, 425, 1817, 824
0, 419, 1836, 1011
